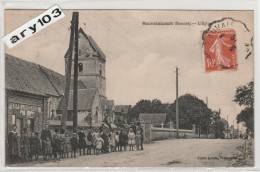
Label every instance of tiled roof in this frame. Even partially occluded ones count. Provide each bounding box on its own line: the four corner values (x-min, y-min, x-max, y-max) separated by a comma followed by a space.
58, 88, 97, 111
6, 54, 61, 96
115, 105, 131, 113
79, 28, 106, 61
6, 54, 86, 97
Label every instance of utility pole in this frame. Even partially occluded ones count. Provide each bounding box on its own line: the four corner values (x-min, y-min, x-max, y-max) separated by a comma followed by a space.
238, 122, 239, 139
73, 12, 79, 133
227, 115, 229, 139
232, 120, 235, 139
61, 13, 76, 129
175, 67, 179, 138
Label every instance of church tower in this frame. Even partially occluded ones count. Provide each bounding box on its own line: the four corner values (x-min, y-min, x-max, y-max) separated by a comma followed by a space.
66, 28, 106, 98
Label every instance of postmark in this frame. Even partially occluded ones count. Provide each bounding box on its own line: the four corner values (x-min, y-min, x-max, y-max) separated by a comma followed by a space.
202, 18, 253, 72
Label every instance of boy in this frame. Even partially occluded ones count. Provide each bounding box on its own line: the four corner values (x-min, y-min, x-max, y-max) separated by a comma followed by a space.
70, 133, 78, 158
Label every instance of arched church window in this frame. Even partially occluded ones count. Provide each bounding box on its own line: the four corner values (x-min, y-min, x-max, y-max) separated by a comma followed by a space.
79, 63, 83, 72
99, 64, 102, 76
79, 49, 81, 56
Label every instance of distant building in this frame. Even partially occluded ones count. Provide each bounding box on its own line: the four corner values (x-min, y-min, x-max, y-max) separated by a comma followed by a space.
139, 113, 166, 127
115, 105, 131, 121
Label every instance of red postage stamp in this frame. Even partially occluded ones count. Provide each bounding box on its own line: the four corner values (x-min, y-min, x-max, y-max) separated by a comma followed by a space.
203, 29, 237, 72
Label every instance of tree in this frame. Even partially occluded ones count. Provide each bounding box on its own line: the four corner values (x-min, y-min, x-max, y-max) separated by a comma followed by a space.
168, 94, 212, 134
210, 110, 227, 138
233, 80, 254, 134
130, 99, 165, 121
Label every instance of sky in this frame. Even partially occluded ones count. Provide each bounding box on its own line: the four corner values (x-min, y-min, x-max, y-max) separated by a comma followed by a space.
5, 10, 254, 127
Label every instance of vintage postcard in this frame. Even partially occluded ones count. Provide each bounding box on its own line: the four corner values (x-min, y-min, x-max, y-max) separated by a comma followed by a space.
1, 3, 257, 170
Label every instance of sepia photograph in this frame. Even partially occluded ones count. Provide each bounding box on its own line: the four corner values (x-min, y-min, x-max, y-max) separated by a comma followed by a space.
4, 9, 254, 168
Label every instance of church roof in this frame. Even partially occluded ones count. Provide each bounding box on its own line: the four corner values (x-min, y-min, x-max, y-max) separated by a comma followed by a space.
78, 27, 106, 61
115, 105, 131, 113
58, 88, 98, 111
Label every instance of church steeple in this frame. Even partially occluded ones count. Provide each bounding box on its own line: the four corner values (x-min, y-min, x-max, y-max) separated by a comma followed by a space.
65, 28, 106, 98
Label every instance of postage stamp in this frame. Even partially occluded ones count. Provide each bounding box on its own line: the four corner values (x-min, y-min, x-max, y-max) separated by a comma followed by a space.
203, 29, 237, 72
202, 18, 253, 72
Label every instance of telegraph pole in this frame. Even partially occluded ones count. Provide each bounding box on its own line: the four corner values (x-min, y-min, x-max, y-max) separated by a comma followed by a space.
73, 12, 79, 133
227, 115, 229, 139
175, 67, 179, 138
232, 120, 235, 139
61, 13, 76, 129
237, 122, 239, 139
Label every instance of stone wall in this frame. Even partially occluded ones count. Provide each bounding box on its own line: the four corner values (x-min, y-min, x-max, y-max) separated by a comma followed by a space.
151, 127, 196, 140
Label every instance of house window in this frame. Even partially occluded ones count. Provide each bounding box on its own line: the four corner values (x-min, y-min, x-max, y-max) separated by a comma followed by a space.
79, 63, 83, 72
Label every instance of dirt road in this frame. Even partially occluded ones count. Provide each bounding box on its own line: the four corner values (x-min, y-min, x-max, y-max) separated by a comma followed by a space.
9, 139, 249, 167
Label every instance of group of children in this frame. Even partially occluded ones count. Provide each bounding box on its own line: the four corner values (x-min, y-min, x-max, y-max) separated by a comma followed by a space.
10, 125, 143, 163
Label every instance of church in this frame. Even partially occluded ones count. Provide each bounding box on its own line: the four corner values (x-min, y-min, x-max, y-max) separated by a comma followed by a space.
52, 27, 113, 129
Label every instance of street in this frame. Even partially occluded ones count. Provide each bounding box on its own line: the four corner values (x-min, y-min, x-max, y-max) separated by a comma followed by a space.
9, 139, 252, 167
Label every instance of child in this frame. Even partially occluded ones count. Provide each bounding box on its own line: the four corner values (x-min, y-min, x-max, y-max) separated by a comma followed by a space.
78, 129, 86, 156
63, 132, 71, 158
115, 131, 120, 151
119, 130, 124, 151
59, 129, 65, 158
42, 137, 52, 160
52, 129, 60, 159
122, 130, 128, 151
86, 130, 93, 155
95, 134, 104, 155
128, 128, 135, 151
110, 130, 116, 152
46, 137, 52, 159
29, 132, 41, 161
92, 129, 99, 154
70, 133, 78, 158
135, 130, 141, 151
20, 128, 30, 163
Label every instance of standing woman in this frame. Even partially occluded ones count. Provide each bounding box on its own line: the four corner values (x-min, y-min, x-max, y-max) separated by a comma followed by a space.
78, 128, 86, 155
8, 125, 19, 163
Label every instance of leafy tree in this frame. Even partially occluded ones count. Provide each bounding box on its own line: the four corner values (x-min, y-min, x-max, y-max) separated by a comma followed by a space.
233, 80, 254, 133
210, 110, 227, 138
168, 94, 212, 133
130, 99, 165, 121
234, 81, 254, 108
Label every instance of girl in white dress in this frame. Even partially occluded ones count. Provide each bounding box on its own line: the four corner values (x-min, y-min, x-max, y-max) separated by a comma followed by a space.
128, 128, 135, 151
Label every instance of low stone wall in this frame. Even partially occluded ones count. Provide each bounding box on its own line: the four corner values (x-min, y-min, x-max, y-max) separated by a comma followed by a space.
151, 127, 196, 140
